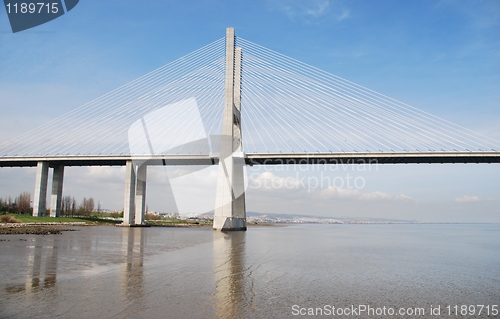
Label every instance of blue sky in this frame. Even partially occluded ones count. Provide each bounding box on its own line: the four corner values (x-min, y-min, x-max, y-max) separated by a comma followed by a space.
0, 0, 499, 222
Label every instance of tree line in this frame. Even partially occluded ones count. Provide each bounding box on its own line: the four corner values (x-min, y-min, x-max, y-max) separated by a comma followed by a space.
60, 196, 102, 217
0, 192, 101, 217
0, 192, 31, 214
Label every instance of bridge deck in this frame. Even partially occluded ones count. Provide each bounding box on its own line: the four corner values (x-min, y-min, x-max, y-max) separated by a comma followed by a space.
1, 152, 499, 167
0, 155, 216, 167
245, 152, 500, 165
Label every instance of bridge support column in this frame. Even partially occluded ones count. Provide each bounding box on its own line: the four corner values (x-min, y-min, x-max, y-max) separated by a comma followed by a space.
122, 160, 136, 225
33, 161, 49, 217
50, 165, 64, 217
213, 28, 247, 231
134, 164, 147, 225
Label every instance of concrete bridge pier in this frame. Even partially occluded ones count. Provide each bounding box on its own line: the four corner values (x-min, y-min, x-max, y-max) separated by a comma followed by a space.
123, 161, 136, 225
33, 161, 49, 216
213, 28, 247, 231
122, 161, 147, 226
49, 165, 64, 217
135, 164, 147, 225
33, 162, 65, 217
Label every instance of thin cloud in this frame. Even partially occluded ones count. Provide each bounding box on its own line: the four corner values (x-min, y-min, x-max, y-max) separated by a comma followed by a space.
455, 195, 480, 203
72, 167, 125, 185
248, 172, 413, 201
306, 0, 329, 17
270, 0, 350, 23
336, 8, 350, 21
320, 186, 413, 201
248, 171, 304, 189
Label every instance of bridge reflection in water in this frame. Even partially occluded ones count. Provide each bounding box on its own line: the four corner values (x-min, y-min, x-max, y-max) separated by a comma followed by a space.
17, 227, 253, 317
24, 236, 58, 294
3, 225, 497, 318
120, 228, 145, 306
117, 228, 253, 316
213, 231, 254, 318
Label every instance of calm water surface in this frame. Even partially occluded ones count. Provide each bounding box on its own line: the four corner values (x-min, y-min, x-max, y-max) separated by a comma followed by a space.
0, 224, 499, 318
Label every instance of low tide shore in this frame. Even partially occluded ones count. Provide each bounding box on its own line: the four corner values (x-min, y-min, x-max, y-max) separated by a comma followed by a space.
0, 221, 275, 234
0, 225, 78, 235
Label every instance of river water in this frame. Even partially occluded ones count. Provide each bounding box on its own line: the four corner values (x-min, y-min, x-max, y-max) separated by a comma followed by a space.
0, 224, 499, 318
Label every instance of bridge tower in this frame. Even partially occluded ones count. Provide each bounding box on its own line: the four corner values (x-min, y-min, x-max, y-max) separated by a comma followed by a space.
213, 28, 247, 231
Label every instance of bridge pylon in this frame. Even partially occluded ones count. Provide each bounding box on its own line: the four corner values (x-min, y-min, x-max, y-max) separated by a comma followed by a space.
213, 28, 247, 231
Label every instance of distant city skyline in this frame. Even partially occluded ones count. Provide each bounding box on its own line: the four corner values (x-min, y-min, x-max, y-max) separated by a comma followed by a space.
0, 1, 499, 222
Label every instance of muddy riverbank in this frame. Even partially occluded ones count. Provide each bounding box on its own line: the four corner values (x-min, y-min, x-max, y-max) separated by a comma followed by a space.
0, 225, 78, 235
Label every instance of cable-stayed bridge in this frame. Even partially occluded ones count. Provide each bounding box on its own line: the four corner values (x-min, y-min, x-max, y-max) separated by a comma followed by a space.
1, 28, 499, 230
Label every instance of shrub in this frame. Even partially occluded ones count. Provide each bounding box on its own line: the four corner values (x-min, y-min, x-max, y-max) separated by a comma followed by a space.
0, 215, 21, 223
145, 213, 159, 220
110, 211, 123, 219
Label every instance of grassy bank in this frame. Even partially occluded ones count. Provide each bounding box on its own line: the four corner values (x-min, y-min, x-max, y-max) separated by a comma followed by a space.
2, 214, 121, 225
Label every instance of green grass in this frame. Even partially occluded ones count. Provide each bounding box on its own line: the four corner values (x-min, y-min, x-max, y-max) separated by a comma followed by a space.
7, 214, 121, 224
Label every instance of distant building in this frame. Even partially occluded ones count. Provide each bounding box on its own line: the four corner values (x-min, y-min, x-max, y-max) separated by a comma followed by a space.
158, 212, 179, 218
